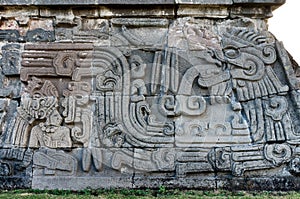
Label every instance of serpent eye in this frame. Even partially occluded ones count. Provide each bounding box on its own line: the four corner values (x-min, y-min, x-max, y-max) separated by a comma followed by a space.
223, 46, 240, 59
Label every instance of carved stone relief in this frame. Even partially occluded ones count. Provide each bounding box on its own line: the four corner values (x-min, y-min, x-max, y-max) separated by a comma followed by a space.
0, 1, 299, 190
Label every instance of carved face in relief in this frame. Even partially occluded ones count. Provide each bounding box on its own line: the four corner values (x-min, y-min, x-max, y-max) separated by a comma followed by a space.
219, 29, 277, 81
47, 110, 63, 126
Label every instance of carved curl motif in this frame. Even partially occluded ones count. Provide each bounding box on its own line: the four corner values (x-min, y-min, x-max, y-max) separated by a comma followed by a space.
96, 70, 120, 92
265, 96, 288, 121
264, 143, 292, 166
53, 53, 77, 76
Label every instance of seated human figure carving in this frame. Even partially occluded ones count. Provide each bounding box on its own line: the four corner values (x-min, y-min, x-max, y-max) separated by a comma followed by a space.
29, 109, 72, 148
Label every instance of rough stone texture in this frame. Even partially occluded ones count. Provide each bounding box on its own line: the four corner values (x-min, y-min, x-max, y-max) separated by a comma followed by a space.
2, 0, 300, 191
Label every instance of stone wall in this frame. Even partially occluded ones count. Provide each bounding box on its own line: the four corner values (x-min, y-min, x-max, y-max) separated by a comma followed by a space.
1, 0, 300, 190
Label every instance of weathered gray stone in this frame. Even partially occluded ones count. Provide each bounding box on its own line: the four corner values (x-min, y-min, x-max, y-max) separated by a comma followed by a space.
176, 0, 232, 4
0, 0, 300, 191
72, 8, 99, 18
0, 0, 175, 5
177, 5, 229, 18
0, 6, 38, 20
0, 0, 286, 5
99, 6, 175, 17
40, 8, 75, 25
233, 0, 285, 5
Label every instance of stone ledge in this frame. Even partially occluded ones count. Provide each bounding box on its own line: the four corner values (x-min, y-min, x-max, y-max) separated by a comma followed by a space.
0, 0, 174, 5
233, 0, 285, 5
0, 0, 285, 6
31, 176, 300, 191
0, 0, 285, 18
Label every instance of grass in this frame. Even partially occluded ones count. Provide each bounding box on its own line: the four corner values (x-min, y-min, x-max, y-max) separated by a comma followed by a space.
1, 188, 300, 198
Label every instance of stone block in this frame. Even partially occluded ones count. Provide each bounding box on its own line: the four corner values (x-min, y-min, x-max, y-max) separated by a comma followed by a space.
32, 176, 133, 190
99, 6, 175, 17
28, 19, 53, 31
0, 6, 38, 18
176, 0, 232, 4
230, 6, 273, 18
111, 18, 169, 47
72, 8, 99, 17
177, 5, 229, 18
216, 176, 300, 191
233, 0, 285, 5
0, 0, 285, 7
97, 0, 175, 4
40, 8, 75, 25
133, 175, 216, 189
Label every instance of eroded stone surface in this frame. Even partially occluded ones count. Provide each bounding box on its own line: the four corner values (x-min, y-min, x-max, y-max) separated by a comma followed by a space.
0, 1, 299, 191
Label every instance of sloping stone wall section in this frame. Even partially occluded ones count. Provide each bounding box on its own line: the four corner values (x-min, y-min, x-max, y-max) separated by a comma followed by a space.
1, 0, 300, 190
